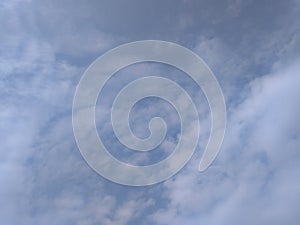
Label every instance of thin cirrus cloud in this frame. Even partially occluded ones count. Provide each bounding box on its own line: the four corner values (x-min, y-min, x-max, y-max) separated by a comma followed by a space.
0, 0, 300, 224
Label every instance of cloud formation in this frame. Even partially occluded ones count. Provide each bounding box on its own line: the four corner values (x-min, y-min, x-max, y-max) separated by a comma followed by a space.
1, 0, 300, 224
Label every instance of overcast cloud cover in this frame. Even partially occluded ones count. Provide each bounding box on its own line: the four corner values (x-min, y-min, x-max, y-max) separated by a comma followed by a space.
1, 0, 300, 224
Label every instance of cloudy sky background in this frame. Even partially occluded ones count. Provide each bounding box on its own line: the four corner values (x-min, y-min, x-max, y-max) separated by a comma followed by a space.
1, 0, 300, 224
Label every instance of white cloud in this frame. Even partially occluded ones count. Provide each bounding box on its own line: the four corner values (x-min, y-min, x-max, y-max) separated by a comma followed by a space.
149, 59, 300, 225
1, 0, 300, 224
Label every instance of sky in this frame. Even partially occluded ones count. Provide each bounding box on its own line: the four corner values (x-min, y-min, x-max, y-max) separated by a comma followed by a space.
1, 0, 300, 224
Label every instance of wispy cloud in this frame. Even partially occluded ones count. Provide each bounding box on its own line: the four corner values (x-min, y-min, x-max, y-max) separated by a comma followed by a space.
1, 0, 300, 224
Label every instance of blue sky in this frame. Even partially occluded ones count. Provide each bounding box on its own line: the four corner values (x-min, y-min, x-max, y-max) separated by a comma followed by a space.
1, 0, 300, 224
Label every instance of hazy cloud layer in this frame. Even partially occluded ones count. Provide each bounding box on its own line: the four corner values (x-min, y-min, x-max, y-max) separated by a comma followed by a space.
1, 0, 300, 224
